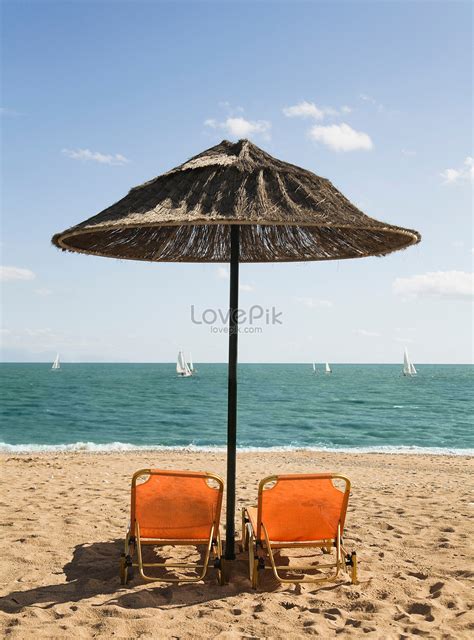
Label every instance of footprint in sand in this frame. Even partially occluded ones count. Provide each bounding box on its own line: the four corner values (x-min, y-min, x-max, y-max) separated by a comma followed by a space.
429, 581, 444, 598
393, 612, 410, 622
451, 569, 474, 578
406, 602, 435, 622
324, 607, 342, 620
407, 571, 428, 580
345, 618, 362, 628
350, 600, 378, 613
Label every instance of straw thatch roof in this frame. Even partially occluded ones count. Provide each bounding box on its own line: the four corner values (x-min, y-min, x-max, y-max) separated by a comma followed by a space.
52, 139, 420, 262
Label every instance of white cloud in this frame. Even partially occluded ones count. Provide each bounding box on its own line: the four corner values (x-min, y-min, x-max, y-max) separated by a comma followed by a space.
0, 107, 21, 117
359, 93, 375, 104
205, 117, 271, 140
216, 266, 254, 291
295, 297, 333, 309
216, 266, 229, 279
354, 329, 380, 338
309, 123, 373, 152
393, 271, 474, 300
24, 328, 57, 338
283, 101, 325, 120
359, 93, 387, 113
283, 101, 350, 120
440, 157, 473, 184
0, 327, 85, 356
441, 168, 462, 183
62, 148, 129, 166
0, 266, 36, 282
35, 288, 53, 297
217, 101, 244, 115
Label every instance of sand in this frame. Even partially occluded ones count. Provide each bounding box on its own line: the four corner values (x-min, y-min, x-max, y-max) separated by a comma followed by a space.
0, 451, 472, 639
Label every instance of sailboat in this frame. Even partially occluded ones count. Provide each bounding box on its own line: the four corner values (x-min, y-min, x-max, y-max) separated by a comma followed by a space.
325, 362, 332, 374
403, 348, 417, 377
312, 362, 317, 374
176, 349, 193, 377
188, 352, 196, 375
51, 353, 60, 370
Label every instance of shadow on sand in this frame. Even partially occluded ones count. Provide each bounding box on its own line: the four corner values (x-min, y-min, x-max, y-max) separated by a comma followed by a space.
0, 539, 297, 613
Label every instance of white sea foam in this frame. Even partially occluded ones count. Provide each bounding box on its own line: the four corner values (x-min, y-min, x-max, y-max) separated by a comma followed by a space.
0, 441, 472, 456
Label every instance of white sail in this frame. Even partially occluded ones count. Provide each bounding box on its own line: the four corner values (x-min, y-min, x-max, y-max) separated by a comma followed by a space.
188, 352, 194, 372
403, 349, 410, 375
52, 353, 60, 370
312, 362, 316, 372
325, 362, 332, 374
177, 350, 192, 377
403, 348, 416, 376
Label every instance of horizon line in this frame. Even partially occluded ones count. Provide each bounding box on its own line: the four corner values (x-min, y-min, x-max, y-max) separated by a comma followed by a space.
1, 361, 472, 366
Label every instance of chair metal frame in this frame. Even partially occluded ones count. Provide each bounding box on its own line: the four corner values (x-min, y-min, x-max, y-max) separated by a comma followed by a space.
241, 473, 357, 588
120, 468, 225, 585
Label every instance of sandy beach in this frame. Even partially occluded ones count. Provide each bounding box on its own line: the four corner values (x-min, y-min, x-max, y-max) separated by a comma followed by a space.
0, 451, 472, 639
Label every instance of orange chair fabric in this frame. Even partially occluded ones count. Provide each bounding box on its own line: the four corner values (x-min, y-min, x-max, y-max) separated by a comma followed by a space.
258, 474, 348, 542
131, 470, 222, 540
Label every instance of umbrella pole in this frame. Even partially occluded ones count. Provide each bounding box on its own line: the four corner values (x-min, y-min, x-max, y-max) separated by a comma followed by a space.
225, 224, 240, 561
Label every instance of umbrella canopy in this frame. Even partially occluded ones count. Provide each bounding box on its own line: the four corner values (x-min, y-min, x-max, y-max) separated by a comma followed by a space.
52, 139, 420, 261
52, 139, 420, 570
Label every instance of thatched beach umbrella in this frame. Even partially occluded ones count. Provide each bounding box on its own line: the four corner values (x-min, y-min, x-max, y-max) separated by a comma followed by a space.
52, 139, 420, 564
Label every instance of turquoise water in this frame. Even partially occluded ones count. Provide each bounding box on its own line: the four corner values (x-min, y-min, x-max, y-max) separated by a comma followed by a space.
0, 364, 472, 453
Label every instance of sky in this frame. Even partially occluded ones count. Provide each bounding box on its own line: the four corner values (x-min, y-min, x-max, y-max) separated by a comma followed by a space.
1, 0, 472, 364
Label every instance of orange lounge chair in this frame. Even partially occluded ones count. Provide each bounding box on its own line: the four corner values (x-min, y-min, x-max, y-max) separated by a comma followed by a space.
241, 473, 357, 588
120, 469, 224, 585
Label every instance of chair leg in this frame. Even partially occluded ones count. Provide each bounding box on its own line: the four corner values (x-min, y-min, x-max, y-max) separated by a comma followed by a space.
120, 531, 133, 585
240, 508, 249, 552
119, 554, 127, 585
251, 557, 259, 589
247, 523, 259, 589
214, 531, 225, 586
350, 552, 358, 584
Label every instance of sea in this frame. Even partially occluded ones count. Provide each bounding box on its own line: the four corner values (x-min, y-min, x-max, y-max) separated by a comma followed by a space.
0, 364, 472, 455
